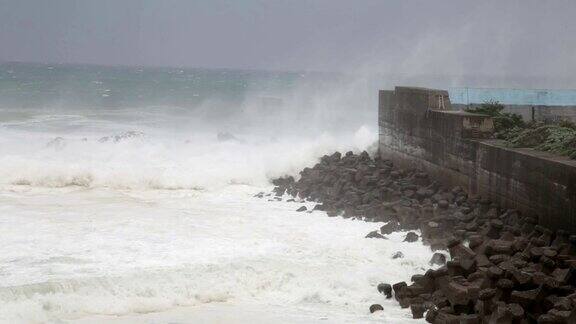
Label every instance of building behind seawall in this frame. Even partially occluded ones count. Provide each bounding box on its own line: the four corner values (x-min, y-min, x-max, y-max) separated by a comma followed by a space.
449, 87, 576, 122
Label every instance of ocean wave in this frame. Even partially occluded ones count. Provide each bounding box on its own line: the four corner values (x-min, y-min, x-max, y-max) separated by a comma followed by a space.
0, 126, 378, 191
0, 235, 430, 324
0, 266, 239, 323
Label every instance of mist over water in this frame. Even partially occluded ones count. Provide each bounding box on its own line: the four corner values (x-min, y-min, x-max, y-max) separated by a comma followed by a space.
0, 63, 431, 324
0, 63, 380, 190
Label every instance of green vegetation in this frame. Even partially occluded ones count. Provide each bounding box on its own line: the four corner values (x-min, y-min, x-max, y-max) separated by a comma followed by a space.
465, 100, 524, 136
466, 100, 576, 159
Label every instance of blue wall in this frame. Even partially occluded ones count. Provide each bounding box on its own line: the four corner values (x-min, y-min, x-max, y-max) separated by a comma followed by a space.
449, 87, 576, 106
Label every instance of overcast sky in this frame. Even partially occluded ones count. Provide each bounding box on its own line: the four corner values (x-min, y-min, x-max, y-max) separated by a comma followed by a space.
1, 0, 575, 80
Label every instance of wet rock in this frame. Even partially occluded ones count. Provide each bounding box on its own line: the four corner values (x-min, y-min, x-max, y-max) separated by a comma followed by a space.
380, 221, 400, 235
312, 204, 326, 211
296, 206, 307, 212
489, 254, 510, 265
415, 188, 431, 200
267, 150, 576, 322
456, 314, 481, 323
486, 239, 514, 256
442, 280, 479, 306
369, 304, 384, 313
437, 199, 450, 209
326, 209, 339, 217
507, 303, 525, 319
429, 253, 447, 266
486, 220, 504, 239
410, 303, 426, 319
393, 281, 408, 296
511, 286, 545, 307
479, 288, 497, 300
449, 242, 476, 261
489, 305, 513, 323
553, 297, 572, 311
425, 306, 438, 322
474, 253, 491, 268
468, 235, 484, 250
497, 278, 515, 290
456, 211, 476, 223
509, 268, 533, 287
377, 283, 393, 299
538, 312, 569, 323
433, 312, 462, 324
548, 309, 573, 321
552, 268, 572, 285
404, 231, 419, 243
392, 251, 405, 259
365, 230, 387, 239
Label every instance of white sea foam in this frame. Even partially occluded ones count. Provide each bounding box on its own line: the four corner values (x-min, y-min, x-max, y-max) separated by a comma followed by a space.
0, 103, 434, 324
0, 185, 434, 324
0, 123, 377, 191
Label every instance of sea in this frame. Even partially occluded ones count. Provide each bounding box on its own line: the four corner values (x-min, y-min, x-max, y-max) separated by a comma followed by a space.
0, 62, 433, 323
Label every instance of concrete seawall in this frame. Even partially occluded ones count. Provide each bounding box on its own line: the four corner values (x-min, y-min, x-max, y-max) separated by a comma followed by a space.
378, 86, 576, 232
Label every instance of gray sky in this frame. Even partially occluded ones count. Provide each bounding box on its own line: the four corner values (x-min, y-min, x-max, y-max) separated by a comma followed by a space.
1, 0, 575, 79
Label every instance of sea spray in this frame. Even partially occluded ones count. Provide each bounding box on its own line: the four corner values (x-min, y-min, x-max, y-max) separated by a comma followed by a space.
0, 64, 426, 323
0, 184, 432, 323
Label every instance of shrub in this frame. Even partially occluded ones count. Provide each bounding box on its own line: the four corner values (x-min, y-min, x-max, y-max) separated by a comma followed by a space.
558, 119, 576, 130
465, 100, 524, 137
535, 126, 576, 158
465, 100, 576, 159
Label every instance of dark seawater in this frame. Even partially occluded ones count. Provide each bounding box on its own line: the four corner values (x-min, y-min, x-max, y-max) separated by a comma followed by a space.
0, 62, 375, 136
0, 63, 301, 108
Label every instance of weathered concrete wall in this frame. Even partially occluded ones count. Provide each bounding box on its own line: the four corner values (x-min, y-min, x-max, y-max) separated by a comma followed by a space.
379, 86, 576, 232
475, 141, 576, 231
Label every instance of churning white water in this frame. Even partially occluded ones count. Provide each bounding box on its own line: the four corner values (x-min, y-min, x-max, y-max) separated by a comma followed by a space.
0, 71, 434, 323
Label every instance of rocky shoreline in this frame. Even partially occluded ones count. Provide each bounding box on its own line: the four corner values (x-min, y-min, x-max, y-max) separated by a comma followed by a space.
264, 151, 576, 323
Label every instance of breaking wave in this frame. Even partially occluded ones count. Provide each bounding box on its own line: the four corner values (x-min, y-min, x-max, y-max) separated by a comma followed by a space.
0, 126, 377, 191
